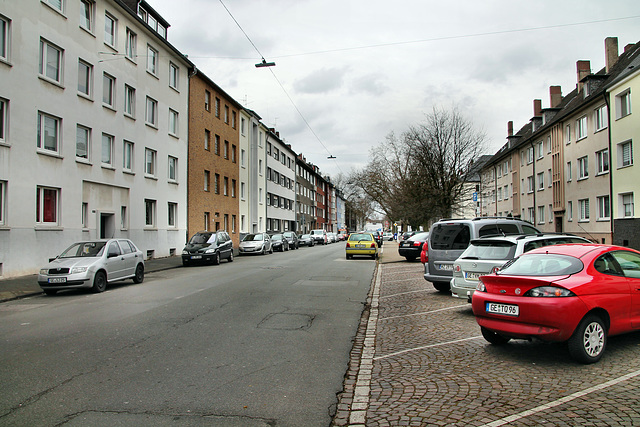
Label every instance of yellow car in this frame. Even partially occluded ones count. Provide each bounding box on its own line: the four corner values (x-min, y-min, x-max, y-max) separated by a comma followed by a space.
345, 232, 379, 260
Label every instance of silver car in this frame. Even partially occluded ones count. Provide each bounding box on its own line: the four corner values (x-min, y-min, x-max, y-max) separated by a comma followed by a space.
38, 239, 145, 295
238, 233, 273, 255
451, 233, 589, 302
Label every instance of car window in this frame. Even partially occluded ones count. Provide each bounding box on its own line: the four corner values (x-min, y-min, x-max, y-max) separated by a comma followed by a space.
500, 253, 583, 276
118, 240, 133, 254
190, 233, 212, 244
461, 241, 516, 260
431, 224, 470, 250
521, 225, 539, 235
610, 250, 640, 279
593, 253, 624, 276
349, 233, 372, 241
108, 242, 121, 257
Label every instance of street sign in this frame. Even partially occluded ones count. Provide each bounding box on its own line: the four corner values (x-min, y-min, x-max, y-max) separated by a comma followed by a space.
473, 192, 478, 202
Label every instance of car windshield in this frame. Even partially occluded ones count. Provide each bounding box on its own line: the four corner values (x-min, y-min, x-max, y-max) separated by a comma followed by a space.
461, 241, 517, 260
349, 233, 373, 242
499, 253, 583, 276
189, 233, 213, 244
272, 235, 282, 241
301, 234, 310, 239
243, 234, 264, 241
59, 241, 107, 258
408, 232, 429, 242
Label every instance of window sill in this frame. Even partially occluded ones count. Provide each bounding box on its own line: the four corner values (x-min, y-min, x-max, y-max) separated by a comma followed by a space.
124, 113, 135, 121
38, 75, 64, 89
169, 133, 179, 140
103, 43, 118, 53
101, 164, 115, 171
78, 93, 93, 102
35, 225, 64, 231
618, 164, 634, 170
578, 219, 590, 223
576, 136, 588, 143
125, 56, 137, 66
146, 70, 159, 80
102, 104, 117, 113
0, 141, 10, 148
79, 25, 95, 38
37, 150, 63, 159
143, 227, 158, 231
596, 218, 611, 222
595, 171, 610, 177
577, 177, 589, 182
123, 170, 135, 176
169, 85, 180, 94
144, 174, 158, 180
0, 57, 12, 68
145, 122, 158, 130
76, 158, 92, 165
168, 180, 178, 185
41, 1, 67, 18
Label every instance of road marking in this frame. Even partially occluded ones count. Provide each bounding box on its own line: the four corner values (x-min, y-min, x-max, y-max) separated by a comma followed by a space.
480, 368, 640, 427
380, 304, 467, 321
374, 336, 483, 361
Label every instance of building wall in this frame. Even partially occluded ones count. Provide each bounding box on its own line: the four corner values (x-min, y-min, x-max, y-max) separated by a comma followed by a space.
187, 74, 240, 245
265, 133, 296, 232
0, 0, 189, 277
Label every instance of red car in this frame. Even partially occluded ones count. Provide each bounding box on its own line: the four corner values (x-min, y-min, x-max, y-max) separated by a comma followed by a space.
472, 244, 640, 364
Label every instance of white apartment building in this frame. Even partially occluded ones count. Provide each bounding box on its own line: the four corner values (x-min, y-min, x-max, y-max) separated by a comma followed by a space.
0, 0, 191, 277
265, 130, 296, 232
238, 109, 267, 235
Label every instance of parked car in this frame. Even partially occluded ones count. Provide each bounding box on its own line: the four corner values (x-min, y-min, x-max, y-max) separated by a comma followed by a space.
472, 244, 640, 364
345, 232, 379, 260
38, 239, 145, 295
424, 217, 540, 292
400, 231, 417, 242
310, 229, 328, 245
327, 232, 337, 243
239, 233, 272, 255
270, 233, 289, 252
372, 231, 384, 247
383, 232, 394, 241
398, 232, 429, 261
283, 231, 299, 249
182, 230, 234, 266
451, 233, 589, 302
298, 234, 315, 247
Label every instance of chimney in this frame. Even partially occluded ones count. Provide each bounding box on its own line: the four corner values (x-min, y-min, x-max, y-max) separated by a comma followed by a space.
605, 37, 619, 73
549, 86, 562, 108
533, 99, 542, 117
507, 121, 513, 137
576, 60, 591, 92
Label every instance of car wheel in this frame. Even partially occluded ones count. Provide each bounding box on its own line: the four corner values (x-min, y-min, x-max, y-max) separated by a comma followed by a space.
228, 251, 234, 262
44, 289, 58, 296
481, 327, 510, 345
212, 252, 220, 265
92, 271, 107, 293
432, 282, 450, 293
133, 264, 145, 283
568, 314, 607, 364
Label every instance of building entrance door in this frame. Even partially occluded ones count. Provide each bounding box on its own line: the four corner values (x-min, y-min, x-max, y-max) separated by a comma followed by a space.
100, 213, 115, 239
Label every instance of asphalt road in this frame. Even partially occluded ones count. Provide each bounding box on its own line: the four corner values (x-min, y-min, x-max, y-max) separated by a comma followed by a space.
0, 242, 374, 426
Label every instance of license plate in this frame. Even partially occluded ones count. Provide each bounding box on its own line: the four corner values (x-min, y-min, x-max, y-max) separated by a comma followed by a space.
486, 302, 519, 316
356, 244, 365, 248
191, 255, 202, 259
48, 277, 67, 283
438, 264, 453, 271
464, 271, 482, 281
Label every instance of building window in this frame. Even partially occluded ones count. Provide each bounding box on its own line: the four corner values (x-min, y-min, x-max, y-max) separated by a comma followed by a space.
549, 204, 553, 223
547, 169, 552, 188
597, 195, 610, 220
37, 111, 60, 154
577, 116, 587, 140
204, 170, 210, 191
144, 199, 156, 227
168, 202, 177, 227
204, 129, 210, 151
144, 148, 156, 176
77, 59, 92, 97
169, 109, 179, 136
232, 215, 236, 233
536, 141, 543, 159
527, 176, 534, 193
39, 39, 63, 84
595, 149, 609, 175
616, 90, 631, 119
0, 15, 9, 62
123, 140, 134, 171
241, 149, 246, 167
537, 172, 544, 190
168, 156, 177, 181
619, 141, 633, 167
169, 62, 179, 90
81, 202, 88, 228
145, 96, 157, 126
537, 206, 545, 224
566, 161, 572, 181
44, 0, 64, 13
125, 28, 136, 61
204, 212, 210, 231
231, 179, 236, 198
224, 105, 229, 123
124, 85, 135, 117
568, 201, 573, 221
214, 134, 220, 155
224, 177, 229, 196
241, 182, 245, 200
120, 205, 127, 229
36, 186, 59, 225
565, 124, 571, 144
146, 45, 157, 75
215, 173, 220, 194
215, 97, 220, 117
224, 140, 229, 159
232, 111, 236, 128
102, 72, 115, 108
224, 214, 229, 232
76, 125, 90, 159
577, 156, 588, 179
79, 0, 94, 32
0, 181, 5, 225
101, 133, 113, 165
595, 105, 608, 131
526, 147, 534, 164
0, 98, 6, 144
579, 199, 590, 221
104, 13, 117, 48
621, 193, 634, 217
205, 90, 210, 111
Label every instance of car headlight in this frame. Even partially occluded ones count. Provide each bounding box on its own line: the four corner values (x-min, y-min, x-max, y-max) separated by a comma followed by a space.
182, 250, 189, 255
40, 269, 48, 275
205, 248, 216, 254
524, 286, 575, 297
71, 267, 88, 274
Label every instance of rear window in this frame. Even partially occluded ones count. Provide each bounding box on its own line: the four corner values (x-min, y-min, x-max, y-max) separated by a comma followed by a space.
349, 233, 373, 242
499, 254, 583, 276
478, 223, 519, 237
408, 232, 429, 242
460, 241, 516, 261
430, 224, 470, 250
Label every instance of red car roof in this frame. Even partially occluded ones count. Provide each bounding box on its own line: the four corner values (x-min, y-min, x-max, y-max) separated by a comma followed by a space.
525, 243, 640, 258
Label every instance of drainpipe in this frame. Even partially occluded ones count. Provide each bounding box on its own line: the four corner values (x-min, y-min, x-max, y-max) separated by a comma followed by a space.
604, 92, 614, 244
529, 141, 537, 225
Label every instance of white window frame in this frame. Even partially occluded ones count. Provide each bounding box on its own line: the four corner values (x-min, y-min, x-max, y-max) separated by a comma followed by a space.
537, 172, 544, 191
536, 141, 543, 159
79, 0, 94, 33
577, 156, 589, 180
204, 170, 210, 192
0, 180, 5, 226
104, 12, 117, 49
621, 193, 634, 217
619, 141, 633, 168
144, 199, 156, 227
566, 161, 572, 182
43, 0, 64, 13
125, 28, 136, 62
565, 124, 571, 145
102, 72, 115, 108
616, 89, 632, 119
597, 195, 610, 221
595, 105, 608, 132
39, 38, 63, 84
596, 149, 609, 175
0, 98, 7, 144
77, 59, 92, 98
537, 206, 545, 224
168, 109, 178, 136
0, 15, 9, 63
146, 45, 158, 75
76, 124, 90, 160
123, 140, 134, 172
145, 96, 157, 127
169, 62, 179, 90
168, 202, 177, 227
577, 116, 587, 140
168, 156, 177, 182
101, 133, 113, 166
144, 148, 156, 176
124, 84, 135, 117
527, 176, 534, 193
36, 185, 60, 225
568, 201, 573, 222
37, 111, 61, 154
578, 198, 590, 222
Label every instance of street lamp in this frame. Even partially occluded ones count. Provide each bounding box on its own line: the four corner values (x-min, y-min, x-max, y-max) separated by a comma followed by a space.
255, 58, 276, 68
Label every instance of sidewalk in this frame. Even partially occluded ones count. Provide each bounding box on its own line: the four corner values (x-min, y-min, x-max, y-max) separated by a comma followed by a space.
0, 256, 184, 302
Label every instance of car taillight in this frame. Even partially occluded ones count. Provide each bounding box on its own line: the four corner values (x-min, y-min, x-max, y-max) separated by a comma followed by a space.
491, 266, 500, 274
413, 241, 421, 247
454, 265, 461, 272
420, 242, 429, 264
476, 279, 486, 292
370, 243, 376, 248
346, 242, 351, 248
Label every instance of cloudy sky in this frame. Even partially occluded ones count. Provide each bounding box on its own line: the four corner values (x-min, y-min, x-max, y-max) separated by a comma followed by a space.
150, 0, 639, 178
